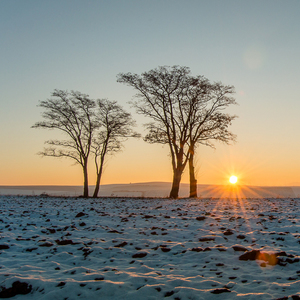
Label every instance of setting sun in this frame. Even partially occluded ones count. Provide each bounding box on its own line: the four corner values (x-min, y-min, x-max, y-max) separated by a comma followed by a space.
229, 175, 238, 184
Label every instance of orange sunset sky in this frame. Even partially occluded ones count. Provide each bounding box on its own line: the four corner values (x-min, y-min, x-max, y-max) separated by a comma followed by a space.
1, 1, 300, 187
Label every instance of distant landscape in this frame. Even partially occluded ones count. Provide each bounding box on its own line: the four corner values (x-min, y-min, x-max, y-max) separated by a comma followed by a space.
2, 2, 300, 299
1, 182, 300, 198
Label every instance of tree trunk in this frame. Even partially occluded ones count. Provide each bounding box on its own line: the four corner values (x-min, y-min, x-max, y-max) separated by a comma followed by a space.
93, 175, 101, 198
93, 151, 106, 198
93, 166, 103, 198
169, 168, 182, 199
83, 160, 89, 198
189, 147, 197, 198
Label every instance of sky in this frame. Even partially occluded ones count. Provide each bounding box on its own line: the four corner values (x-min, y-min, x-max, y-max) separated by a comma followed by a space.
1, 0, 300, 187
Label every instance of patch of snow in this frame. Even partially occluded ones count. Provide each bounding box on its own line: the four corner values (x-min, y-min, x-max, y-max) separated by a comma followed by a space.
0, 196, 300, 299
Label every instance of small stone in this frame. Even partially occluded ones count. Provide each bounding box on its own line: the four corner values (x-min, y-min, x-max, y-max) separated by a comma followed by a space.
199, 237, 215, 242
55, 239, 78, 245
75, 212, 86, 218
56, 282, 66, 287
25, 247, 38, 252
164, 290, 175, 297
232, 245, 248, 252
114, 241, 128, 248
132, 252, 147, 258
39, 242, 53, 247
161, 247, 171, 253
0, 244, 10, 250
94, 277, 104, 281
288, 277, 297, 281
190, 247, 203, 252
211, 288, 231, 294
144, 215, 154, 219
237, 234, 246, 239
239, 250, 260, 261
0, 281, 32, 297
203, 247, 211, 251
223, 229, 234, 236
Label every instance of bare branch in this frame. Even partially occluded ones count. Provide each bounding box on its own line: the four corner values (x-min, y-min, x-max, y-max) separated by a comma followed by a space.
32, 90, 99, 197
118, 65, 237, 198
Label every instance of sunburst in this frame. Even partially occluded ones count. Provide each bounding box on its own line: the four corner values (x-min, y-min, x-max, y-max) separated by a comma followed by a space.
229, 175, 238, 184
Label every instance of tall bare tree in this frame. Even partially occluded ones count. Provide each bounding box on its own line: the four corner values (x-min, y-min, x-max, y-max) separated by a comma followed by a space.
118, 66, 197, 198
187, 89, 237, 197
32, 90, 96, 197
118, 66, 237, 199
33, 90, 138, 198
188, 119, 237, 197
92, 99, 139, 198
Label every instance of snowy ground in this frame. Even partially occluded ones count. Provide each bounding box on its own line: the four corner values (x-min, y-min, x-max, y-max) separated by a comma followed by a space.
0, 196, 300, 299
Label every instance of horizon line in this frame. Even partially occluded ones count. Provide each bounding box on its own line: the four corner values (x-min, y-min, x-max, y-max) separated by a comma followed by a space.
1, 182, 300, 188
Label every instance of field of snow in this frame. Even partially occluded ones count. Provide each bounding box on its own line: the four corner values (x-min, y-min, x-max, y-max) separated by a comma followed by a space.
0, 195, 300, 299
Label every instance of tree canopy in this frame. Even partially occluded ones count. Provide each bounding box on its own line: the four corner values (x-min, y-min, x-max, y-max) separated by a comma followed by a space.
32, 90, 138, 197
118, 66, 237, 198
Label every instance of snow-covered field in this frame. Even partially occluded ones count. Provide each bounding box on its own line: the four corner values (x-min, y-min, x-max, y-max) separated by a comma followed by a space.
0, 196, 300, 299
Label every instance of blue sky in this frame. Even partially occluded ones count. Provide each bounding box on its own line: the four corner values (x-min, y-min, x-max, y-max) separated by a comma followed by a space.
1, 0, 300, 186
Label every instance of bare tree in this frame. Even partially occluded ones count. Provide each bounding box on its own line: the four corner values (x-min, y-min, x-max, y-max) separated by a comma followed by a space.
185, 82, 237, 197
118, 66, 237, 199
92, 99, 140, 198
32, 90, 96, 197
118, 66, 199, 198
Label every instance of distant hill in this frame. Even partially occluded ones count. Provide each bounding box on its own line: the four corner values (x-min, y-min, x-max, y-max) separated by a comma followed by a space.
0, 182, 299, 198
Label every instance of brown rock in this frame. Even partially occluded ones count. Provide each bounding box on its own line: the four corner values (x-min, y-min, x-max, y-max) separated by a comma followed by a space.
132, 252, 147, 258
0, 281, 32, 297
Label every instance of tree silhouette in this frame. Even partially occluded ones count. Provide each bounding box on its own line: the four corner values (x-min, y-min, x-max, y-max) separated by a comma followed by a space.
118, 66, 196, 198
186, 81, 237, 197
118, 66, 237, 199
32, 90, 96, 197
32, 90, 138, 197
92, 99, 139, 197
